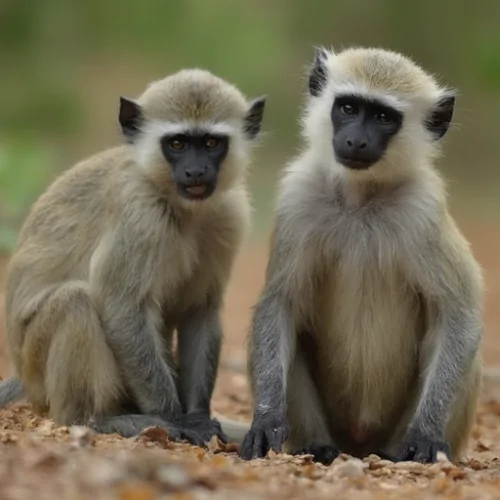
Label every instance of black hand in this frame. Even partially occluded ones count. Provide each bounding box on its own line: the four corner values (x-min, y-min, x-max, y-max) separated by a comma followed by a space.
292, 444, 340, 466
174, 410, 228, 447
240, 411, 289, 460
394, 428, 451, 463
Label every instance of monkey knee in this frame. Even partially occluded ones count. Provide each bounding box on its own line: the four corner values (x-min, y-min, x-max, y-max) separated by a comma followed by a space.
46, 338, 123, 425
40, 283, 123, 425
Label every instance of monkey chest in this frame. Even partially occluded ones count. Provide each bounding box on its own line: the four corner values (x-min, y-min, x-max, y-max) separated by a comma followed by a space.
154, 229, 232, 314
314, 261, 423, 426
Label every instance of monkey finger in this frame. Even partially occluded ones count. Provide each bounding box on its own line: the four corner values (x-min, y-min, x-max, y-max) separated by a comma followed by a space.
413, 441, 450, 464
209, 418, 228, 443
239, 433, 257, 460
179, 428, 206, 447
251, 431, 267, 459
216, 428, 229, 444
266, 428, 286, 453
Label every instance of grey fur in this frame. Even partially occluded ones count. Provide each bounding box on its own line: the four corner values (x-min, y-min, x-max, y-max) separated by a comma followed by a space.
177, 305, 222, 414
242, 47, 483, 463
0, 377, 25, 406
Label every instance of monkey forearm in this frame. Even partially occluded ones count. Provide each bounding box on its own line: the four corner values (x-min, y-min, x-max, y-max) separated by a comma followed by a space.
411, 307, 481, 437
177, 306, 222, 414
251, 294, 296, 416
102, 307, 182, 419
240, 293, 296, 459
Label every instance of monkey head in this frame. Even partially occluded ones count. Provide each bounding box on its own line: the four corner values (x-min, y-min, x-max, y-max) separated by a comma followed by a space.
303, 46, 456, 179
118, 69, 266, 202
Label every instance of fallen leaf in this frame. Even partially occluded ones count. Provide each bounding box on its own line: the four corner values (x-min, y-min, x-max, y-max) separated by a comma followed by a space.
136, 427, 171, 449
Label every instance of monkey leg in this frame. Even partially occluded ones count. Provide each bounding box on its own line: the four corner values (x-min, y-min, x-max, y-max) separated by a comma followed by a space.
21, 281, 125, 424
285, 351, 339, 465
21, 281, 208, 442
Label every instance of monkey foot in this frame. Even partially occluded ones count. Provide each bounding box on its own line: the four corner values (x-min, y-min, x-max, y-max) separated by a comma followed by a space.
394, 431, 451, 463
293, 445, 340, 466
174, 411, 228, 447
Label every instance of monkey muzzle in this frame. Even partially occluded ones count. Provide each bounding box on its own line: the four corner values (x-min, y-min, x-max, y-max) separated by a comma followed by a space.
185, 185, 208, 196
177, 179, 216, 201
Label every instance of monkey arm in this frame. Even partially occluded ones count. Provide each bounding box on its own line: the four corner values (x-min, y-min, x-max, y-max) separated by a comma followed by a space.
100, 304, 182, 419
177, 302, 222, 414
399, 217, 483, 462
89, 225, 182, 420
239, 290, 296, 460
240, 225, 305, 460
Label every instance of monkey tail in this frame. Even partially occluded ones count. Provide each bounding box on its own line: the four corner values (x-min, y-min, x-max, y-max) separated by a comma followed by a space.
213, 411, 250, 444
0, 376, 25, 407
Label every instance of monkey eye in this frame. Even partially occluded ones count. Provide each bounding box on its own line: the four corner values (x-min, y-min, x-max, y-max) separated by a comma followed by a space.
340, 103, 357, 116
374, 111, 391, 124
168, 138, 187, 151
205, 137, 220, 149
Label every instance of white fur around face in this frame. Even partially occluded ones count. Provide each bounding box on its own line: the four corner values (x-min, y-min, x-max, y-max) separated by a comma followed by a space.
132, 118, 252, 208
300, 49, 449, 184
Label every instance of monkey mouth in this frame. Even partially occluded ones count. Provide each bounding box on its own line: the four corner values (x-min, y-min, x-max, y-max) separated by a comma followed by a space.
178, 183, 215, 201
186, 185, 207, 196
335, 155, 377, 170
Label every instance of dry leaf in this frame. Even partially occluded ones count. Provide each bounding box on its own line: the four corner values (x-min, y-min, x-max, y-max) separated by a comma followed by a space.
476, 440, 491, 452
136, 426, 171, 449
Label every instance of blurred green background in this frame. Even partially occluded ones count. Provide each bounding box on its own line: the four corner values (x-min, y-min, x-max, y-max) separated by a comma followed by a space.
0, 0, 499, 252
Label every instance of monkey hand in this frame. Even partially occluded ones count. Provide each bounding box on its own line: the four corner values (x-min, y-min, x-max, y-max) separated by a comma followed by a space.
174, 410, 228, 447
239, 411, 289, 460
394, 428, 451, 463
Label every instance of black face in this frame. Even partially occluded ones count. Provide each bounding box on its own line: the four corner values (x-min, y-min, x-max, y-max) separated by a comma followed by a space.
331, 94, 403, 170
161, 133, 229, 201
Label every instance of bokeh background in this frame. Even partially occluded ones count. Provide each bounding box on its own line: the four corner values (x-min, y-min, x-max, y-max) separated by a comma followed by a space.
0, 0, 499, 383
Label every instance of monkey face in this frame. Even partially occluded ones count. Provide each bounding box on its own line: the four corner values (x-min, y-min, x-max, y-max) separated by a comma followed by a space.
331, 95, 403, 170
161, 133, 229, 200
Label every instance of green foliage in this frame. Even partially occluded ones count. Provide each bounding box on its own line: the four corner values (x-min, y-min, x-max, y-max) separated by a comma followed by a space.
0, 0, 499, 248
475, 36, 500, 89
0, 138, 53, 252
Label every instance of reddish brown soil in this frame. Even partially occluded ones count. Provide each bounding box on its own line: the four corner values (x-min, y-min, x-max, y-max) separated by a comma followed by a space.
0, 219, 499, 499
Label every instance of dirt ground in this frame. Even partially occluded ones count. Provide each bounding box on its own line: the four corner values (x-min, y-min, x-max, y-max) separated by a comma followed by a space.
0, 219, 500, 499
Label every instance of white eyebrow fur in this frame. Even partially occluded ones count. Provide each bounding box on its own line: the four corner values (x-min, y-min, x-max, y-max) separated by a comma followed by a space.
331, 82, 412, 113
143, 120, 238, 138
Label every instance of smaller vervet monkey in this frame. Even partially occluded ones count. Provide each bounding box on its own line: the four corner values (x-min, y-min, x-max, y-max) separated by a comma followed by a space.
240, 46, 484, 465
0, 69, 266, 445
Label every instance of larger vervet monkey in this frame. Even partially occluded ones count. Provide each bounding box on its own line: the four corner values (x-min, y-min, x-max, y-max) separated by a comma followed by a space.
240, 46, 484, 465
0, 69, 266, 445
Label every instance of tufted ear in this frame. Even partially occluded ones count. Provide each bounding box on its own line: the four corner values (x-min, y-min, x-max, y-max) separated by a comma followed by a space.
308, 47, 329, 97
244, 95, 267, 140
119, 96, 143, 143
425, 91, 456, 140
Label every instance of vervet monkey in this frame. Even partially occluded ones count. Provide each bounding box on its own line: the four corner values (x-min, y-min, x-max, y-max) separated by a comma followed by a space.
0, 69, 266, 445
239, 46, 483, 465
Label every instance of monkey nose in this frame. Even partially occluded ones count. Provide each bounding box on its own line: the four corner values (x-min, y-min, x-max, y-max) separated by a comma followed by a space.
346, 138, 368, 151
185, 165, 208, 180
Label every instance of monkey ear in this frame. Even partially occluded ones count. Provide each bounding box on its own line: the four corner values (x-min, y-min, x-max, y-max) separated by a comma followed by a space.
119, 96, 143, 143
308, 47, 329, 97
244, 96, 266, 140
426, 91, 456, 140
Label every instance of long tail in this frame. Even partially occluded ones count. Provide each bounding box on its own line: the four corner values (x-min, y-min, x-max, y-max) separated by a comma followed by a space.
213, 411, 250, 444
0, 376, 25, 407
